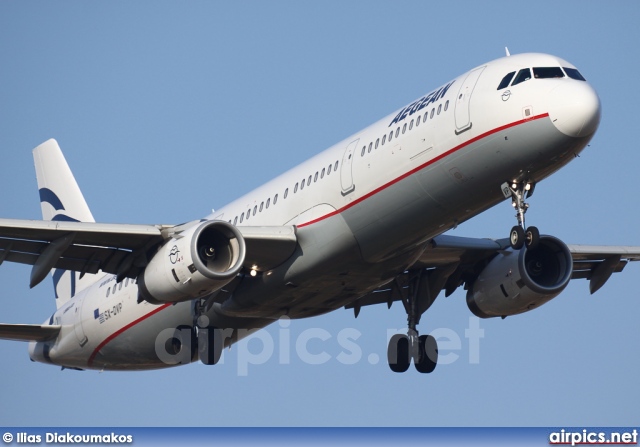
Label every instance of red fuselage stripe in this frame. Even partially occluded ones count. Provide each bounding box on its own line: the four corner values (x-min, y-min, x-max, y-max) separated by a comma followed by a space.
298, 113, 550, 228
87, 302, 172, 367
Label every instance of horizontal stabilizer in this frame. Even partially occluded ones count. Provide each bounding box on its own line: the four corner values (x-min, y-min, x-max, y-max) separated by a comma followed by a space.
0, 323, 60, 342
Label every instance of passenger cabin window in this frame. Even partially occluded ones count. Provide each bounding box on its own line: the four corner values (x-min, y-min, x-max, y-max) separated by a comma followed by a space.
564, 67, 586, 81
511, 68, 532, 86
533, 67, 564, 79
497, 71, 516, 90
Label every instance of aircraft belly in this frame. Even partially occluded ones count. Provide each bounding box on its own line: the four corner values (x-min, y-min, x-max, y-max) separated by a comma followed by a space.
92, 305, 190, 370
217, 214, 367, 319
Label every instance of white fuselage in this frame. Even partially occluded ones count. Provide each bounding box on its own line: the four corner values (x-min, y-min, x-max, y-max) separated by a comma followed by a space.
29, 53, 601, 370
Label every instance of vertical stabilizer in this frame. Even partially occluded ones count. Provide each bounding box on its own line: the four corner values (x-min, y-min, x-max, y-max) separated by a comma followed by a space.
33, 139, 101, 308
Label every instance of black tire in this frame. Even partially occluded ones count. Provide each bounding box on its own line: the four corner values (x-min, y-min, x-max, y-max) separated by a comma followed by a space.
387, 334, 410, 373
414, 335, 438, 374
198, 326, 224, 365
510, 225, 525, 250
525, 226, 540, 250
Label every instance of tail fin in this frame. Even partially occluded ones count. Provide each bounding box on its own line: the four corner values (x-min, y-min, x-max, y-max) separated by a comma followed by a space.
33, 139, 101, 308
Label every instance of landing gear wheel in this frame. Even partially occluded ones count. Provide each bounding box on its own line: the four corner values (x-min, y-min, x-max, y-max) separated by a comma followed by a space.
387, 334, 410, 373
197, 326, 224, 365
525, 226, 540, 250
510, 225, 525, 250
414, 334, 438, 374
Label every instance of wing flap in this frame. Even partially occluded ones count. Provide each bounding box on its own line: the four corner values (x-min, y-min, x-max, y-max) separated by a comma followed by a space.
0, 324, 61, 342
0, 218, 164, 248
0, 218, 166, 285
567, 244, 640, 261
237, 226, 297, 271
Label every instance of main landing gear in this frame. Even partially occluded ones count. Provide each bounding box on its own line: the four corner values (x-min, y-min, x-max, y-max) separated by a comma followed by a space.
503, 180, 540, 250
387, 270, 439, 374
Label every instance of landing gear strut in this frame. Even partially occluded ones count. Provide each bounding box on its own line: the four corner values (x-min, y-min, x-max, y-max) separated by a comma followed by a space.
503, 181, 539, 250
387, 270, 439, 374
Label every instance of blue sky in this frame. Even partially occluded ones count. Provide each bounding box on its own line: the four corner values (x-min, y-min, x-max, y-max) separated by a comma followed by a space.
0, 1, 639, 427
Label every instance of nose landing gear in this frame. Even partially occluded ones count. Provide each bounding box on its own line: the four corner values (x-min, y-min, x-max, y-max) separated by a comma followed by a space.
502, 181, 540, 250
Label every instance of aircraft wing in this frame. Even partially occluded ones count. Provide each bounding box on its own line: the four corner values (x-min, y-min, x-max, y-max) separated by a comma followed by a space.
0, 323, 61, 342
346, 234, 640, 314
0, 218, 297, 287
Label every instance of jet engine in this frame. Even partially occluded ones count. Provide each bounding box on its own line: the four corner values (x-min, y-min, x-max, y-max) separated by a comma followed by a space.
139, 221, 246, 304
466, 235, 573, 318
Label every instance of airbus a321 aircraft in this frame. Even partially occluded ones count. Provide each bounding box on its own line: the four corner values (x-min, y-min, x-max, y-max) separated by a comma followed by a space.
1, 51, 639, 374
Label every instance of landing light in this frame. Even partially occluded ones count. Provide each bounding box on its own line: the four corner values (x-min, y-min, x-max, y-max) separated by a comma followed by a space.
525, 183, 532, 191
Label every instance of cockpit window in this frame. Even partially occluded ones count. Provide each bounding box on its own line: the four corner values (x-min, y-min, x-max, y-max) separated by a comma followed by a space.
533, 67, 565, 79
511, 68, 532, 86
563, 67, 586, 81
497, 71, 516, 90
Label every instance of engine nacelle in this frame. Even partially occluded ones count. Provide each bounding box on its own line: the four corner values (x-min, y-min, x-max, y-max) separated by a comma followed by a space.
466, 235, 573, 318
139, 221, 246, 304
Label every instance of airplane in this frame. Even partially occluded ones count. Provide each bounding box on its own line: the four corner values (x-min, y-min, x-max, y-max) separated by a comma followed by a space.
1, 51, 639, 374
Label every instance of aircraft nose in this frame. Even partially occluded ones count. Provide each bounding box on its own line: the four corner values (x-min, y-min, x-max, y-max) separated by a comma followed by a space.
547, 81, 601, 138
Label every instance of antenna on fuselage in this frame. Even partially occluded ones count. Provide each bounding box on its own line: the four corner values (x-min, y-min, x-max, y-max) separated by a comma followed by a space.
505, 47, 511, 57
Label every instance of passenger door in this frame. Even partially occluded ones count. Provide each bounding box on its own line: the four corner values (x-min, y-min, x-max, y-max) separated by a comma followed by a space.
340, 138, 359, 196
454, 66, 486, 134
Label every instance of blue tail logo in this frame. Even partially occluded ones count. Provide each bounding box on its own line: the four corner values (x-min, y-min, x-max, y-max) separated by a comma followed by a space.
39, 188, 79, 299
